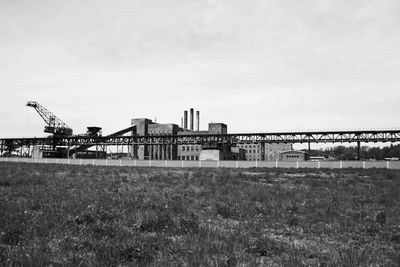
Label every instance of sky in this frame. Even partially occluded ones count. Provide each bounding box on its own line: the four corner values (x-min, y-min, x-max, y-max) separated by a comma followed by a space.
1, 0, 400, 138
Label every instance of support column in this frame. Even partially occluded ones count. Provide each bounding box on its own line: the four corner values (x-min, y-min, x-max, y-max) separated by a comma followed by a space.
67, 139, 70, 159
308, 141, 311, 161
261, 142, 265, 161
149, 145, 154, 159
357, 141, 361, 161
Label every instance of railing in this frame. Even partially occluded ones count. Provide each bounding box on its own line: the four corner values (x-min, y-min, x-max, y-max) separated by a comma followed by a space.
0, 158, 399, 169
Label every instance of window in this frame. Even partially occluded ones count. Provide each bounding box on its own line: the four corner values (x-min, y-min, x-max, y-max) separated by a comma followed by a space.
191, 146, 194, 151
195, 156, 199, 160
182, 146, 185, 151
195, 146, 199, 151
178, 156, 181, 160
191, 156, 194, 160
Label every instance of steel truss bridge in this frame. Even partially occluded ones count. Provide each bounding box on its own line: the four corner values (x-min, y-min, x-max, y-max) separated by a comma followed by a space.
1, 129, 400, 152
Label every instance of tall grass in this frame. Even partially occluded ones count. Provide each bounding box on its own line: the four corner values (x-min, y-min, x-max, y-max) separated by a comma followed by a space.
0, 163, 399, 266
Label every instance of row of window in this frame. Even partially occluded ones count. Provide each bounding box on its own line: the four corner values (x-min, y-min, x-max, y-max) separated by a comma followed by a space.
239, 145, 260, 148
285, 155, 302, 158
149, 132, 172, 135
182, 146, 200, 151
178, 156, 199, 161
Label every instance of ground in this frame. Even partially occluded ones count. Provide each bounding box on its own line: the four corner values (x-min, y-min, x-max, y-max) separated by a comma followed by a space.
0, 162, 399, 266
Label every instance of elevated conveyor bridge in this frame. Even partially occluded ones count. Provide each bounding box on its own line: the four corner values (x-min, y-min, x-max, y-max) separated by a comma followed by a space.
1, 129, 400, 157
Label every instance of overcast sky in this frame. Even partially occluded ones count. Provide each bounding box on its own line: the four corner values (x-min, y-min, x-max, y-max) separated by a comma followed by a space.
1, 0, 399, 137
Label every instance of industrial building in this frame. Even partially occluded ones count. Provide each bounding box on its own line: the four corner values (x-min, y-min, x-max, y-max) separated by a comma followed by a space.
5, 101, 304, 161
130, 109, 292, 161
237, 143, 292, 161
130, 113, 244, 161
279, 150, 307, 161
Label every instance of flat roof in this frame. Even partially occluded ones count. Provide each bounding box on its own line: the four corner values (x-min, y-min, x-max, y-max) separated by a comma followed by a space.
279, 150, 306, 154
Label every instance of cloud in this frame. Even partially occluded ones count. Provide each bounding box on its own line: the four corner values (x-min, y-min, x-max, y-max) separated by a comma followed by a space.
0, 0, 400, 137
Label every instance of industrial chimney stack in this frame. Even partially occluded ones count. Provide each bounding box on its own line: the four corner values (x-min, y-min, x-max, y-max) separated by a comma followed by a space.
184, 111, 188, 129
190, 108, 194, 131
196, 111, 200, 131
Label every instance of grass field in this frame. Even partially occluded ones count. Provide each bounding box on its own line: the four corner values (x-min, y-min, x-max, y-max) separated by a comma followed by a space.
0, 162, 399, 266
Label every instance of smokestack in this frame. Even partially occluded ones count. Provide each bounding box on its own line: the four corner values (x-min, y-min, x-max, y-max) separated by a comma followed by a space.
196, 111, 200, 131
190, 108, 194, 130
184, 111, 188, 129
181, 117, 183, 128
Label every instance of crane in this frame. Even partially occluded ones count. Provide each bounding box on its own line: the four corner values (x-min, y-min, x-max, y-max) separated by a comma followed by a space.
26, 101, 73, 136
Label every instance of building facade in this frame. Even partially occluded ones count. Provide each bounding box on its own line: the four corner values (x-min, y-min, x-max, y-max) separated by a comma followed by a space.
237, 143, 293, 161
131, 117, 292, 161
279, 150, 307, 161
131, 118, 179, 160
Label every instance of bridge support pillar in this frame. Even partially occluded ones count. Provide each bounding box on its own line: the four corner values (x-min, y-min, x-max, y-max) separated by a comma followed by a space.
357, 141, 361, 161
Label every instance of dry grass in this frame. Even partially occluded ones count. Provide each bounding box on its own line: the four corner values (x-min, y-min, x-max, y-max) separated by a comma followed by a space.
0, 163, 399, 266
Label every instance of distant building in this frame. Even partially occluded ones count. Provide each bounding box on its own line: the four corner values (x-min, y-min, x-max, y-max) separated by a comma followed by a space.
237, 143, 293, 161
130, 118, 244, 161
279, 150, 307, 161
131, 116, 292, 161
131, 118, 178, 160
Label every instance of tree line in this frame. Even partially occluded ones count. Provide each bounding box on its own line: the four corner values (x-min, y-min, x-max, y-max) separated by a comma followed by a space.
302, 144, 400, 160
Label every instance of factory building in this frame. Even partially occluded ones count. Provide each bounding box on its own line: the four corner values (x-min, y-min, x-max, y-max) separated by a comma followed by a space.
237, 143, 293, 161
279, 150, 307, 161
131, 118, 179, 160
131, 110, 291, 161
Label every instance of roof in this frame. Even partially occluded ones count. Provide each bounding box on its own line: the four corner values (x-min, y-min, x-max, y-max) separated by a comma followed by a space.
279, 150, 306, 154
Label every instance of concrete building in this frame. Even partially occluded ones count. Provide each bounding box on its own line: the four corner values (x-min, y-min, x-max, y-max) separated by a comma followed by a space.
131, 118, 179, 160
279, 150, 307, 161
200, 146, 245, 161
265, 143, 293, 161
131, 117, 244, 161
178, 144, 201, 161
237, 143, 293, 161
131, 115, 290, 162
177, 123, 237, 161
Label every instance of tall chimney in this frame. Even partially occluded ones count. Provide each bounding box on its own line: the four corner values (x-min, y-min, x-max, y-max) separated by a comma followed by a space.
190, 108, 194, 130
184, 111, 188, 129
181, 117, 183, 128
196, 111, 200, 131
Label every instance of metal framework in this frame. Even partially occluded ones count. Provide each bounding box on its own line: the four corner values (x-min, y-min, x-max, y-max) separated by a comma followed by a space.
1, 129, 400, 153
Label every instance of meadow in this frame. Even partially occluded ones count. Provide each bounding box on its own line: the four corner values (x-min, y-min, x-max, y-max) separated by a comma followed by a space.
0, 162, 399, 266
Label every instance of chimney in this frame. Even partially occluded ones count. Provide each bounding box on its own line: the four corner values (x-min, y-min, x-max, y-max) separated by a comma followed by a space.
184, 111, 188, 129
190, 108, 194, 130
196, 111, 200, 131
181, 117, 183, 128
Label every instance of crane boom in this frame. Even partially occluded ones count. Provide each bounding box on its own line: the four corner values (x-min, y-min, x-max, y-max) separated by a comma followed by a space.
26, 101, 73, 136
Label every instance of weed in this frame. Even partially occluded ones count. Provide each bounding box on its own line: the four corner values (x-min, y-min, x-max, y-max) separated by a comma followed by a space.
0, 163, 399, 266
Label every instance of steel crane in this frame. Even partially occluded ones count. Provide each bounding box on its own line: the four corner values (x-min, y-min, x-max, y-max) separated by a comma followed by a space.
26, 101, 73, 136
